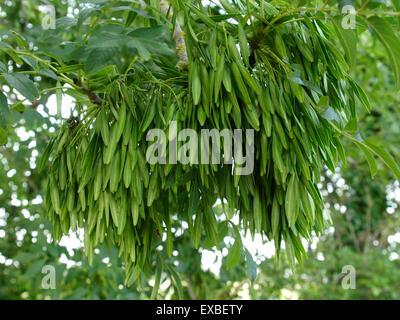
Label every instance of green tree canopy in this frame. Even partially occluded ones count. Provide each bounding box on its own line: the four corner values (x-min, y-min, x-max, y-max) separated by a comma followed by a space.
1, 0, 400, 299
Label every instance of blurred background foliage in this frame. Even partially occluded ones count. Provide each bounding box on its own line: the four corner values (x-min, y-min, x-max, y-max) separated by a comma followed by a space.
1, 0, 400, 299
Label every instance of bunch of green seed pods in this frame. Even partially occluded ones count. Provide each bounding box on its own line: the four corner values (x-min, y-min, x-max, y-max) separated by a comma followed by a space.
42, 2, 373, 283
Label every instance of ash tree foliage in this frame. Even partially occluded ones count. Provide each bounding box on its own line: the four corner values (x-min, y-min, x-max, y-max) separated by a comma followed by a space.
252, 33, 400, 299
1, 0, 400, 298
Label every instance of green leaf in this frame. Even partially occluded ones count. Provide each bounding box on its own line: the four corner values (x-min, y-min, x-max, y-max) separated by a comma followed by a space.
321, 106, 342, 124
2, 73, 39, 102
363, 0, 388, 9
25, 259, 46, 277
188, 182, 200, 218
344, 118, 358, 134
78, 8, 100, 27
11, 101, 25, 113
38, 137, 55, 173
14, 252, 38, 263
58, 64, 84, 73
55, 17, 77, 30
291, 76, 323, 95
88, 32, 130, 49
136, 38, 175, 57
0, 128, 8, 145
364, 140, 400, 181
357, 144, 378, 178
82, 0, 109, 4
244, 247, 257, 282
394, 0, 400, 11
0, 47, 23, 65
349, 79, 372, 112
150, 260, 163, 299
112, 6, 155, 19
317, 96, 329, 109
238, 23, 250, 66
366, 16, 400, 87
127, 40, 151, 61
0, 61, 6, 72
21, 55, 38, 69
84, 48, 118, 74
128, 26, 168, 40
331, 15, 357, 69
36, 69, 59, 81
56, 81, 62, 118
10, 30, 28, 49
0, 92, 11, 129
337, 0, 354, 10
226, 240, 241, 269
167, 266, 183, 299
350, 134, 400, 181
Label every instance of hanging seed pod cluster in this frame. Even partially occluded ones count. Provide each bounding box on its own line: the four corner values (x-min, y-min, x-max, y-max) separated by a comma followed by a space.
43, 0, 375, 280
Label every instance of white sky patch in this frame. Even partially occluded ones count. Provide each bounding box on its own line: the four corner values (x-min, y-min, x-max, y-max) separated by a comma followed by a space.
388, 232, 400, 246
394, 188, 400, 202
46, 91, 75, 119
201, 249, 223, 275
59, 228, 84, 257
15, 127, 33, 141
389, 252, 399, 261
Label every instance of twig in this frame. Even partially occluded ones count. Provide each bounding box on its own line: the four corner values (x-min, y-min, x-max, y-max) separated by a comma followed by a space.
160, 1, 189, 71
73, 78, 103, 105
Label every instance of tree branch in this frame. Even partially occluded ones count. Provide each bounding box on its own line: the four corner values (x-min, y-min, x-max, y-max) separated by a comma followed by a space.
160, 1, 189, 71
73, 78, 103, 106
